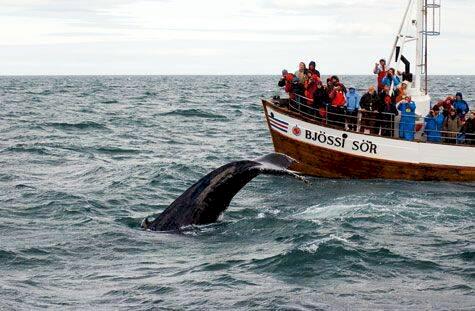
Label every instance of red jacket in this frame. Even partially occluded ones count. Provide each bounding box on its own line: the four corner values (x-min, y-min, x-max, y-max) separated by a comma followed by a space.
330, 88, 346, 107
377, 67, 386, 91
304, 74, 320, 102
284, 73, 294, 94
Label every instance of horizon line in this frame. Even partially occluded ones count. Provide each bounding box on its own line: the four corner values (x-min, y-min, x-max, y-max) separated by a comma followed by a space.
1, 74, 475, 77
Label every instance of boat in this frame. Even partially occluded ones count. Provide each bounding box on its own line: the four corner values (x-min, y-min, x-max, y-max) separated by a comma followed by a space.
262, 0, 475, 182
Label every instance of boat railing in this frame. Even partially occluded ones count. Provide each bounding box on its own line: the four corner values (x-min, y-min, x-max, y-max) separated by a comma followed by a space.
277, 94, 475, 145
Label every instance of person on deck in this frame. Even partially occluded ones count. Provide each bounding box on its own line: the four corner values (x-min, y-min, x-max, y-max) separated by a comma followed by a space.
395, 81, 408, 103
328, 83, 347, 128
295, 62, 307, 84
397, 96, 417, 141
461, 112, 475, 145
278, 69, 295, 96
453, 92, 470, 121
381, 68, 401, 89
360, 86, 380, 134
424, 105, 444, 143
304, 71, 320, 104
345, 87, 360, 131
373, 59, 387, 92
308, 61, 321, 78
443, 108, 462, 144
378, 86, 399, 137
312, 80, 329, 120
290, 76, 305, 106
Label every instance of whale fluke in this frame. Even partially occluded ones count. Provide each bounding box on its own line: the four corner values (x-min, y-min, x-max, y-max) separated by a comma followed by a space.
142, 153, 303, 232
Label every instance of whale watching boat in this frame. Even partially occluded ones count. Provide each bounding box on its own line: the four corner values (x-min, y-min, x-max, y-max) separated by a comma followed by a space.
262, 0, 475, 181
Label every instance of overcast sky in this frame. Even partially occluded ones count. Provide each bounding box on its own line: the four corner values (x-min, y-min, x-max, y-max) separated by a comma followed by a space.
1, 0, 473, 75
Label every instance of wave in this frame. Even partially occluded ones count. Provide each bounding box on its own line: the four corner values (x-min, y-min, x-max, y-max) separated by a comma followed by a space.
159, 108, 228, 120
45, 121, 108, 130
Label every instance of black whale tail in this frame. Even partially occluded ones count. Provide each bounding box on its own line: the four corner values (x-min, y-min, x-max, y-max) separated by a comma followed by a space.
143, 153, 305, 232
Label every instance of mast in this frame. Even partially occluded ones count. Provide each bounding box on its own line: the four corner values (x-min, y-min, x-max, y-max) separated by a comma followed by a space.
389, 0, 441, 95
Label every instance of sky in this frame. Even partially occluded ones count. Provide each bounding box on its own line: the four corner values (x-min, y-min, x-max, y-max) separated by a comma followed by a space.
0, 0, 474, 75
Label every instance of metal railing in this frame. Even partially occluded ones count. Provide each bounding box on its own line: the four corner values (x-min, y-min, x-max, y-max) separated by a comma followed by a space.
277, 93, 475, 145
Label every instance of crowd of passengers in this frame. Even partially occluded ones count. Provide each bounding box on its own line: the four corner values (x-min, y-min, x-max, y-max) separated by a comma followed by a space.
278, 59, 475, 145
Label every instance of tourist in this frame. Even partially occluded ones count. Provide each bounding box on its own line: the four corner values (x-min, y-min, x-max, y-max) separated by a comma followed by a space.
345, 87, 360, 131
424, 105, 444, 143
453, 92, 470, 121
328, 83, 347, 128
295, 62, 307, 84
304, 71, 319, 104
378, 86, 398, 137
330, 76, 347, 93
398, 96, 417, 141
441, 96, 455, 117
308, 61, 321, 78
395, 81, 408, 103
461, 112, 475, 145
278, 69, 294, 94
359, 86, 379, 134
373, 59, 387, 92
443, 108, 462, 144
312, 80, 329, 120
381, 68, 401, 88
291, 76, 305, 105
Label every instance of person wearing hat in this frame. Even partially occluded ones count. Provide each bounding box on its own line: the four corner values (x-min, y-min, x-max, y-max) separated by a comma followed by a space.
345, 87, 360, 131
453, 92, 470, 121
424, 105, 445, 143
397, 96, 417, 141
308, 61, 321, 78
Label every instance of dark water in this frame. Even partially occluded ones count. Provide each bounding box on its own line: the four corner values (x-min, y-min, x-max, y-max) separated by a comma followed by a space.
0, 75, 474, 310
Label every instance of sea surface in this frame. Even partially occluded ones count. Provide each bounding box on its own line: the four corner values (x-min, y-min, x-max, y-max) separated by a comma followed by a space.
0, 75, 474, 310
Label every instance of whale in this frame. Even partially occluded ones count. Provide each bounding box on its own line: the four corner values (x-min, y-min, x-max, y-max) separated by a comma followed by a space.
142, 153, 304, 232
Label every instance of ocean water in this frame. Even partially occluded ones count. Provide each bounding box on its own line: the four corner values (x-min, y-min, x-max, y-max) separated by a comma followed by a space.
0, 75, 474, 310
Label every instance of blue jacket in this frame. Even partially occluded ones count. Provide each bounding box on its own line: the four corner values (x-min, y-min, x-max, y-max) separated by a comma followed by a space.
453, 100, 469, 117
424, 112, 444, 142
381, 75, 401, 87
345, 88, 360, 112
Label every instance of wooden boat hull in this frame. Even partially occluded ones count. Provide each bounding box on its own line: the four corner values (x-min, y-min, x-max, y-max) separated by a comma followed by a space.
262, 100, 475, 182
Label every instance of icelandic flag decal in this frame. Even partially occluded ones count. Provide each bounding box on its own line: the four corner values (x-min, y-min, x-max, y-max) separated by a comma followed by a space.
269, 112, 289, 133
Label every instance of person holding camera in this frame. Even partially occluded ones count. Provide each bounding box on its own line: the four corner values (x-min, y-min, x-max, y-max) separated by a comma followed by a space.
424, 105, 444, 143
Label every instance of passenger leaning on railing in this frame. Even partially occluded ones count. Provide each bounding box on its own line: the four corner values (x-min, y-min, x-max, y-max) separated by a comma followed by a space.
398, 96, 417, 141
360, 86, 380, 134
443, 108, 462, 144
345, 87, 360, 131
424, 105, 444, 143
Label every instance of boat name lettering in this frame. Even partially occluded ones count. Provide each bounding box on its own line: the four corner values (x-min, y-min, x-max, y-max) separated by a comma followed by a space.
304, 130, 377, 154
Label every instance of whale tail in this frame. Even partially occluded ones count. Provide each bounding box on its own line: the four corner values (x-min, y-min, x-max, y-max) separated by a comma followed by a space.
144, 153, 306, 232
